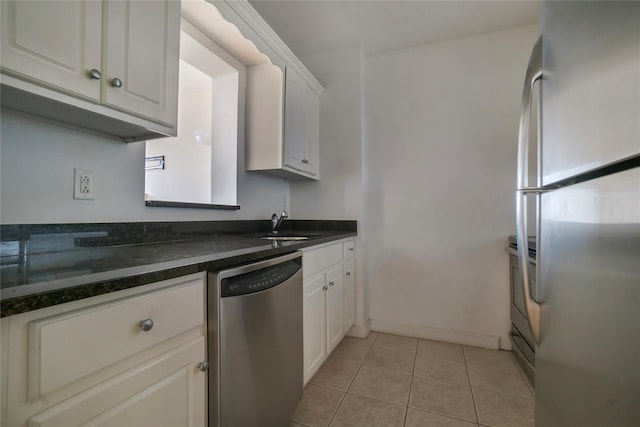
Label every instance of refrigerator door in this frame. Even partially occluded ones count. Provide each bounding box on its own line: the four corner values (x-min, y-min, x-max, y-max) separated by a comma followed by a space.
536, 168, 640, 426
540, 2, 640, 186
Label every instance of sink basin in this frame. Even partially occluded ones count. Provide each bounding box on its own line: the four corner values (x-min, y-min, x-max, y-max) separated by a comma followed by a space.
259, 232, 320, 241
261, 236, 308, 241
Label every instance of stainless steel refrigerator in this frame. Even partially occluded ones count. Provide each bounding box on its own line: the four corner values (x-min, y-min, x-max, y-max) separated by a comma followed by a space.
515, 2, 640, 425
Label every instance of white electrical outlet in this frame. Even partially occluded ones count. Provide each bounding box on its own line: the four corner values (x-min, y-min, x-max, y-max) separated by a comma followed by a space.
74, 168, 95, 200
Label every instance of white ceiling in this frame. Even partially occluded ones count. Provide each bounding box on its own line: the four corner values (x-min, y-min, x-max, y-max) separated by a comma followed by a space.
249, 0, 541, 57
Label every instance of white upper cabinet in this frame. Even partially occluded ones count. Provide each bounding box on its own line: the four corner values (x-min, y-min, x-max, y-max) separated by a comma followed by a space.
0, 0, 180, 141
0, 0, 102, 100
284, 66, 320, 177
246, 63, 321, 180
213, 0, 324, 180
103, 0, 179, 127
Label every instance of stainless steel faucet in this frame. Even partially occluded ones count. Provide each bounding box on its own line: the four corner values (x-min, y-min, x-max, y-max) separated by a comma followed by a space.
270, 211, 288, 233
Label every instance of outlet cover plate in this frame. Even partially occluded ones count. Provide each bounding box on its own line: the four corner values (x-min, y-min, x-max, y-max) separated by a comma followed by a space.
74, 168, 95, 200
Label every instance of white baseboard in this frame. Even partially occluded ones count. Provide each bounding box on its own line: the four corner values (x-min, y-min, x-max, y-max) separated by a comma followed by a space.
347, 319, 371, 339
370, 319, 501, 349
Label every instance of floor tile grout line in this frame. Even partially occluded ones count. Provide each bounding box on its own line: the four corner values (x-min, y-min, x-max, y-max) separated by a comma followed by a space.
325, 389, 347, 427
469, 386, 535, 400
405, 381, 482, 425
307, 379, 354, 394
466, 359, 520, 371
463, 345, 519, 370
463, 345, 481, 424
326, 332, 379, 426
416, 406, 484, 427
340, 390, 413, 410
351, 332, 417, 424
405, 406, 482, 425
304, 333, 533, 426
345, 389, 410, 409
403, 341, 418, 427
289, 383, 345, 426
413, 352, 470, 386
466, 359, 534, 399
416, 340, 467, 363
299, 334, 374, 426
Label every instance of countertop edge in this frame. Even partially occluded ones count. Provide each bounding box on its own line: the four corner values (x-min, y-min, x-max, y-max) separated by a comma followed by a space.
1, 232, 356, 317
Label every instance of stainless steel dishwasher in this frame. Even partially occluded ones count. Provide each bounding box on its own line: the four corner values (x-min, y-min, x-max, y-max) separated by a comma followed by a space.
208, 252, 303, 427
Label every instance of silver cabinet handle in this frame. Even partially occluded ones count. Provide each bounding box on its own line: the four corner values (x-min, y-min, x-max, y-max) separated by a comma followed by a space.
345, 272, 351, 277
88, 69, 102, 80
516, 35, 543, 345
197, 361, 209, 372
329, 281, 335, 287
111, 77, 123, 88
138, 318, 154, 332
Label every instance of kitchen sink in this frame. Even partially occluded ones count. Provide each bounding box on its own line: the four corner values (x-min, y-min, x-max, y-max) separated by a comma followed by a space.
259, 232, 320, 241
261, 236, 308, 241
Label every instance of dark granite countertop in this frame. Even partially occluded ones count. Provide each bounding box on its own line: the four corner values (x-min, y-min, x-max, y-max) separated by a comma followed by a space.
1, 220, 356, 317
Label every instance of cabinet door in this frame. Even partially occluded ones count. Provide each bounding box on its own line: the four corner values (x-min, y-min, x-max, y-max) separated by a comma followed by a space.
302, 83, 320, 176
103, 0, 179, 127
245, 63, 285, 171
326, 265, 345, 354
344, 259, 355, 331
284, 66, 319, 177
28, 338, 206, 427
303, 274, 327, 385
0, 0, 102, 100
284, 66, 306, 171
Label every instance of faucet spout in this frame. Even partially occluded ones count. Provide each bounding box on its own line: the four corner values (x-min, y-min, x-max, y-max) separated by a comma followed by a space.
271, 211, 288, 233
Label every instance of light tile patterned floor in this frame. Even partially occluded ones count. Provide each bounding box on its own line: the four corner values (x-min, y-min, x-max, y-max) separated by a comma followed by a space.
291, 332, 534, 427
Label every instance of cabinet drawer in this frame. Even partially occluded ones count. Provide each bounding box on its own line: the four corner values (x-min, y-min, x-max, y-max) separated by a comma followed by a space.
343, 240, 355, 259
28, 277, 204, 397
302, 243, 342, 278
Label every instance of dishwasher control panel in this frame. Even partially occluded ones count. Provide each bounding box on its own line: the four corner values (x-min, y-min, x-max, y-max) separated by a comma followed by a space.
221, 257, 302, 297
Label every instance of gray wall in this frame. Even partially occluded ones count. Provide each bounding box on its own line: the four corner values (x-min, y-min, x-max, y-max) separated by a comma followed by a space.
364, 25, 538, 347
0, 111, 289, 224
291, 45, 369, 331
289, 24, 538, 347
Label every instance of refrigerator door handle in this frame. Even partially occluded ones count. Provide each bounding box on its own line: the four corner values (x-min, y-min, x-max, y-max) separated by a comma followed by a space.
516, 36, 543, 344
517, 187, 548, 194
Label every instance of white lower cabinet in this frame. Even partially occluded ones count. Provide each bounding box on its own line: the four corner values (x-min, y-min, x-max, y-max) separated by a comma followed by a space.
2, 273, 207, 427
326, 265, 345, 354
344, 258, 355, 331
302, 238, 355, 385
28, 338, 205, 427
303, 273, 327, 382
